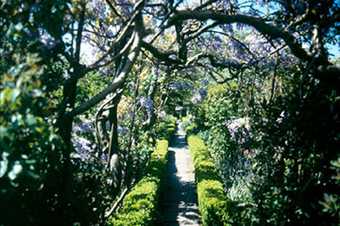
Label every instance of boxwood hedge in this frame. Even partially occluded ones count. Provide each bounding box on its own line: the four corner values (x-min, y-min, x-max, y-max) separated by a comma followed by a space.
188, 135, 230, 226
108, 140, 169, 226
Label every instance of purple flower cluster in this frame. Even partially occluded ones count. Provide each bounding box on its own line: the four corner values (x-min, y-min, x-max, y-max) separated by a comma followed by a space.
100, 152, 109, 162
153, 64, 160, 77
215, 0, 238, 13
139, 96, 154, 119
71, 120, 97, 161
212, 35, 223, 49
198, 88, 207, 97
90, 0, 107, 20
116, 0, 132, 17
221, 24, 234, 34
73, 121, 94, 134
39, 29, 58, 50
72, 136, 94, 161
245, 33, 272, 55
196, 35, 223, 52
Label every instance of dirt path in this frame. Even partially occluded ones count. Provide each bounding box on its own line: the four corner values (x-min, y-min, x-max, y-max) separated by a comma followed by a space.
159, 124, 201, 226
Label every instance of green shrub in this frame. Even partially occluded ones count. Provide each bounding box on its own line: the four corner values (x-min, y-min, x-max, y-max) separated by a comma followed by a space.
155, 115, 177, 140
108, 140, 169, 226
181, 115, 197, 136
185, 123, 198, 135
188, 135, 230, 226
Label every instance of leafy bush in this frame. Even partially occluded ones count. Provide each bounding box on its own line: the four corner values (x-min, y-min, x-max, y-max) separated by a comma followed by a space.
190, 67, 340, 225
155, 115, 177, 140
181, 115, 198, 136
185, 123, 198, 136
0, 54, 68, 225
188, 135, 230, 226
193, 83, 248, 190
108, 140, 169, 226
0, 54, 116, 225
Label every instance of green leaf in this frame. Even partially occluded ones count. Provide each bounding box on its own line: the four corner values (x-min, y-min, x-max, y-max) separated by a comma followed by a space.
11, 88, 20, 102
0, 126, 8, 139
26, 114, 37, 126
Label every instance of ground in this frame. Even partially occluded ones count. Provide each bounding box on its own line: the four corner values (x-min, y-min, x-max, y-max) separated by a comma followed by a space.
159, 124, 201, 226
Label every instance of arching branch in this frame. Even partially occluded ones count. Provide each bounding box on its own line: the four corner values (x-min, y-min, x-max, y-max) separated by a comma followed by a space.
167, 10, 320, 64
69, 30, 142, 117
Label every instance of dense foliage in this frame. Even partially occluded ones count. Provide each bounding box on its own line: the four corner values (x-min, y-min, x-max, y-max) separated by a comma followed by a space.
189, 63, 340, 225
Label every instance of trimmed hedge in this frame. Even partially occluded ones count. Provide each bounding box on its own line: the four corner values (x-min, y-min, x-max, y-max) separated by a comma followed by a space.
188, 135, 230, 226
108, 140, 169, 226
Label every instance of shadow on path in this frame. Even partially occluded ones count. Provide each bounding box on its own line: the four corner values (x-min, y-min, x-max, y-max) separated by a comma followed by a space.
158, 128, 201, 226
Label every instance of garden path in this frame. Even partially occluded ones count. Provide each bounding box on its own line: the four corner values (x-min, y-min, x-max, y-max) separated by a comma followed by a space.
159, 123, 201, 226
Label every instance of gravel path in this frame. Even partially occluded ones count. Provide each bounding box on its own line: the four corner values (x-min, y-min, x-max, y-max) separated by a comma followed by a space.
159, 125, 201, 226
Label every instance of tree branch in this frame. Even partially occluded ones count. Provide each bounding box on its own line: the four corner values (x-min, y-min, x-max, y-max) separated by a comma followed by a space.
167, 10, 322, 64
141, 41, 181, 65
69, 31, 141, 117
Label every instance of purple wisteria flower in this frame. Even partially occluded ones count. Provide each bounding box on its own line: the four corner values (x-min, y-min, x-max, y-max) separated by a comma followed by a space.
198, 88, 207, 97
153, 64, 160, 77
72, 136, 94, 161
221, 24, 234, 34
212, 35, 223, 49
38, 28, 60, 50
216, 0, 238, 13
116, 0, 132, 17
100, 152, 109, 162
245, 33, 273, 56
90, 0, 107, 20
139, 96, 154, 120
73, 121, 94, 134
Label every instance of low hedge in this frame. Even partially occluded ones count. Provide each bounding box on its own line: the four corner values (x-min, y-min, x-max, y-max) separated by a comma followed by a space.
108, 140, 169, 226
188, 135, 229, 226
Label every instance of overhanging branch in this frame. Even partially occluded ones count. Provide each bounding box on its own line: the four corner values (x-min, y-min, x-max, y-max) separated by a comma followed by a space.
167, 10, 319, 64
69, 31, 141, 117
141, 41, 182, 65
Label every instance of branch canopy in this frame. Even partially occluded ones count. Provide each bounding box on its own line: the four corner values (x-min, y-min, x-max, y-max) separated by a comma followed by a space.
167, 10, 318, 64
